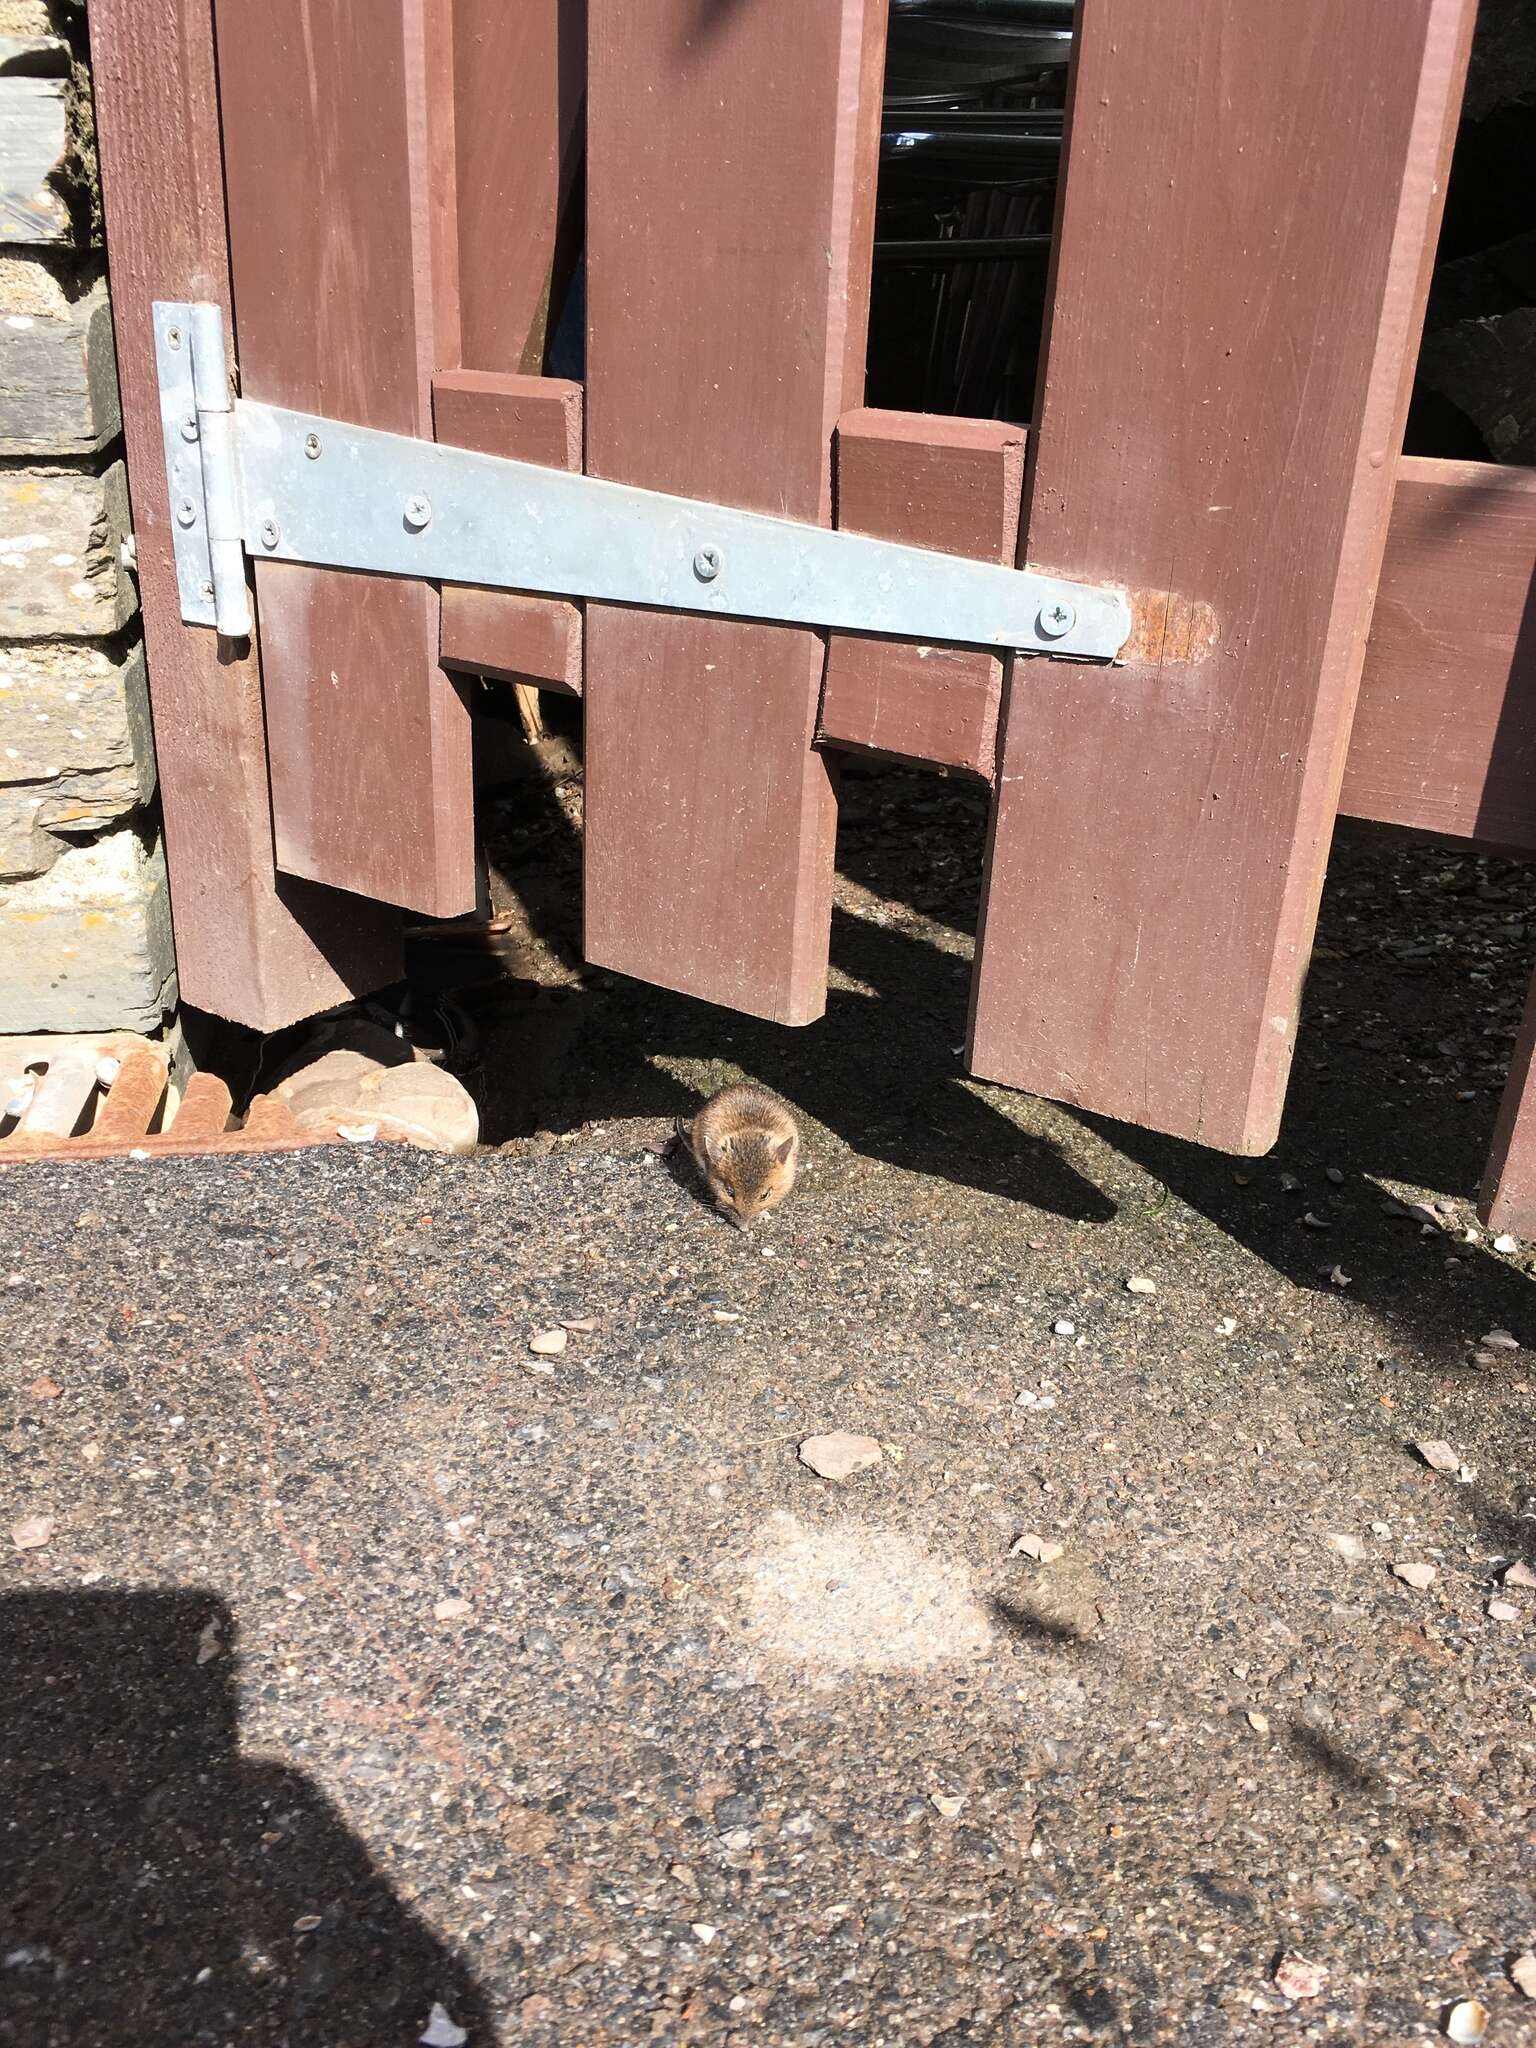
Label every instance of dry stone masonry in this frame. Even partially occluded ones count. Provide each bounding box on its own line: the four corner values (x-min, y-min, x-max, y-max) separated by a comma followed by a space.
0, 0, 174, 1032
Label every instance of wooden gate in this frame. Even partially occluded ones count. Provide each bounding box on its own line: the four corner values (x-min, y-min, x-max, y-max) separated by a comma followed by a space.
88, 0, 1536, 1228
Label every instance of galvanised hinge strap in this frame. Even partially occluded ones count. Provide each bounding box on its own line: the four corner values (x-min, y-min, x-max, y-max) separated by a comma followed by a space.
154, 302, 251, 638
155, 301, 1132, 662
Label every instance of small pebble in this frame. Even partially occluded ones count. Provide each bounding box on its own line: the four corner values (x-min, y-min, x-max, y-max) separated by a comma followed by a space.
1280, 1173, 1301, 1193
1325, 1166, 1344, 1184
1010, 1532, 1064, 1564
930, 1793, 966, 1818
1052, 1318, 1075, 1337
1494, 1234, 1519, 1254
690, 1923, 718, 1945
1216, 1316, 1237, 1335
1125, 1275, 1156, 1296
1482, 1327, 1520, 1351
1325, 1533, 1365, 1561
11, 1514, 53, 1551
1273, 1953, 1328, 2001
1511, 1953, 1536, 2000
798, 1431, 882, 1481
1246, 1708, 1270, 1735
1328, 1265, 1352, 1287
1488, 1599, 1520, 1623
1393, 1560, 1437, 1591
1445, 1998, 1488, 2044
1502, 1560, 1536, 1589
528, 1328, 568, 1356
420, 2006, 468, 2048
1303, 1212, 1330, 1229
433, 1596, 472, 1621
1415, 1440, 1460, 1474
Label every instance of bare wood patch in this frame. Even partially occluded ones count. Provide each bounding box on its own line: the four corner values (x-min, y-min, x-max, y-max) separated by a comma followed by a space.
1119, 587, 1221, 669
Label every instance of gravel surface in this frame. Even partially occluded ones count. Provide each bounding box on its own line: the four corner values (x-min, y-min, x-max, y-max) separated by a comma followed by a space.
4, 781, 1536, 2046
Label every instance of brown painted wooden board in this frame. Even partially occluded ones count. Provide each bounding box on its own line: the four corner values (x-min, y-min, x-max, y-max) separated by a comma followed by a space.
452, 0, 584, 378
1482, 984, 1536, 1235
968, 0, 1476, 1153
215, 0, 474, 918
824, 445, 1536, 825
1343, 457, 1536, 852
88, 0, 400, 1032
434, 370, 583, 693
583, 0, 886, 1024
820, 408, 1025, 777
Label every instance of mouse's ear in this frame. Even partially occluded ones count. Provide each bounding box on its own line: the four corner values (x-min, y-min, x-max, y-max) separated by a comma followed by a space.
702, 1129, 729, 1165
771, 1132, 795, 1165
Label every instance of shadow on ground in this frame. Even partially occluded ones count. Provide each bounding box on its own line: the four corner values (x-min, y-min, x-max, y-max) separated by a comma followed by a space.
2, 1590, 486, 2048
472, 753, 1536, 1322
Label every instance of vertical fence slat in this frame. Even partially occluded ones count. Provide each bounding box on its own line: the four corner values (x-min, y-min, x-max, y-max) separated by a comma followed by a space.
215, 0, 474, 918
88, 0, 402, 1030
968, 0, 1475, 1152
451, 0, 584, 377
439, 3, 586, 702
582, 0, 886, 1025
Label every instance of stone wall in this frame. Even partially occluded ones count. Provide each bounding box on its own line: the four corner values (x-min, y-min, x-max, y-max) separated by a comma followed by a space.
0, 0, 175, 1034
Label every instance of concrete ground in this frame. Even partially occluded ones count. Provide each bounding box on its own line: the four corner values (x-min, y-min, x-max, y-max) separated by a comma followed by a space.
4, 787, 1536, 2046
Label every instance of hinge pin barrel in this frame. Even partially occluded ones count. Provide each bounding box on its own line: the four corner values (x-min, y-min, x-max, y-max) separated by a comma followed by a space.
187, 304, 251, 639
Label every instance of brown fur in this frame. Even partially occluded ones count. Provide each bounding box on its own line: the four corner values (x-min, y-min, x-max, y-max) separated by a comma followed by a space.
682, 1083, 800, 1227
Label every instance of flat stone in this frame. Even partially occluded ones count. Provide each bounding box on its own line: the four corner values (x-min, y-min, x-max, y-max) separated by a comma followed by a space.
797, 1431, 883, 1481
275, 1049, 479, 1155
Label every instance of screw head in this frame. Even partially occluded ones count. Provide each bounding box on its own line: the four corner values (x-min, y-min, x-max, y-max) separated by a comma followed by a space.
693, 545, 722, 582
166, 326, 182, 351
1036, 599, 1076, 641
180, 411, 199, 443
175, 498, 198, 528
259, 518, 281, 550
198, 579, 216, 602
403, 494, 432, 530
303, 432, 322, 460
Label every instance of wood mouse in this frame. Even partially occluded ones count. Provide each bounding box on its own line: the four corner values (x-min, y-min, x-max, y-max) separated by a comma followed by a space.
679, 1083, 800, 1228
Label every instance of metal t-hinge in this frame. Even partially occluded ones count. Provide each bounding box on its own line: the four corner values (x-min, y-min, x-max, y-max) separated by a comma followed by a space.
155, 301, 1132, 661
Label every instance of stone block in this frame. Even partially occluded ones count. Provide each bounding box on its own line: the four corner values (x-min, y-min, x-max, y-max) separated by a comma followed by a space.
0, 74, 70, 244
0, 639, 153, 876
0, 825, 176, 1032
0, 276, 119, 454
0, 460, 135, 636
